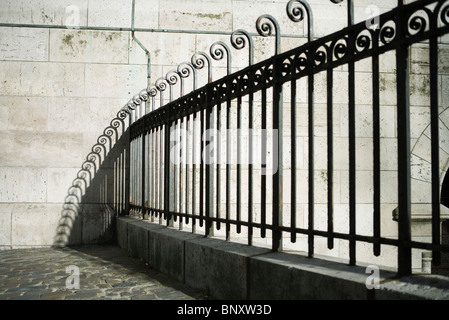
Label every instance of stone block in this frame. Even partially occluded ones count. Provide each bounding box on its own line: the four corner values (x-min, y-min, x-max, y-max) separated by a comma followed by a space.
248, 251, 381, 299
49, 29, 129, 64
126, 219, 165, 262
0, 131, 84, 168
133, 0, 159, 29
0, 0, 88, 26
47, 167, 81, 203
159, 0, 232, 33
47, 97, 126, 133
80, 203, 115, 244
0, 27, 49, 61
84, 63, 146, 98
0, 61, 22, 96
11, 203, 62, 247
0, 96, 48, 132
19, 61, 85, 97
184, 237, 270, 299
87, 0, 131, 28
148, 227, 201, 283
129, 32, 196, 68
116, 216, 132, 249
0, 204, 13, 248
0, 167, 47, 202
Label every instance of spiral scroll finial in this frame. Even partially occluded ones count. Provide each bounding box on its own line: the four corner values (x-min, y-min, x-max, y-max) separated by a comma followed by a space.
210, 41, 232, 75
231, 29, 254, 66
287, 0, 314, 42
177, 61, 197, 93
166, 69, 180, 102
256, 14, 281, 55
155, 77, 167, 108
191, 51, 212, 83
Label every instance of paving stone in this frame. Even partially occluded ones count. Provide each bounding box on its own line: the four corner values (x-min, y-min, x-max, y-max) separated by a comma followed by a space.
0, 245, 204, 300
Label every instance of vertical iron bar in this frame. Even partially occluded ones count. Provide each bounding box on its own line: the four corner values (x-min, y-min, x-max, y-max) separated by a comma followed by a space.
372, 37, 381, 257
200, 107, 205, 228
179, 118, 184, 230
248, 90, 254, 246
205, 88, 214, 237
173, 121, 178, 222
272, 59, 283, 252
327, 68, 334, 250
150, 129, 154, 221
165, 121, 172, 227
308, 73, 315, 258
226, 85, 231, 241
348, 60, 356, 266
347, 0, 356, 266
291, 79, 297, 243
216, 102, 222, 231
396, 6, 412, 276
237, 94, 242, 234
141, 133, 146, 219
159, 126, 164, 224
192, 112, 197, 233
430, 26, 441, 266
261, 88, 267, 239
124, 124, 130, 215
185, 114, 190, 226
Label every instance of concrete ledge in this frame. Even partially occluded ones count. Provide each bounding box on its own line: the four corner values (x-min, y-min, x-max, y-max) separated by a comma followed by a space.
185, 237, 271, 299
116, 216, 449, 300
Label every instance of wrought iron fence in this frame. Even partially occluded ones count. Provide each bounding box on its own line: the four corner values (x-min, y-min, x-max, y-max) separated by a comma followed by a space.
121, 0, 449, 276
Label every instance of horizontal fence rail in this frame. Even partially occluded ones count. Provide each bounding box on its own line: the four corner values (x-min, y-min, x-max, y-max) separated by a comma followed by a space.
122, 0, 449, 276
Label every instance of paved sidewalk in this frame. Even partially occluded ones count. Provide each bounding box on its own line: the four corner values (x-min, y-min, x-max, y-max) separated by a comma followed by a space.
0, 245, 205, 300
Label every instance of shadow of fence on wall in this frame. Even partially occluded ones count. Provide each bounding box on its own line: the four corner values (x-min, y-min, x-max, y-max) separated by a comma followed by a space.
52, 107, 132, 247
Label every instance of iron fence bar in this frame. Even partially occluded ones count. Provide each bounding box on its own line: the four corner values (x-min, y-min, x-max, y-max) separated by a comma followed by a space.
216, 101, 222, 232
225, 81, 232, 241
154, 129, 157, 218
200, 106, 205, 228
344, 0, 357, 267
291, 79, 297, 243
237, 92, 242, 235
261, 87, 267, 239
430, 14, 441, 267
141, 133, 146, 218
372, 31, 381, 257
192, 111, 198, 233
185, 114, 190, 226
348, 56, 356, 267
124, 130, 130, 215
396, 6, 412, 277
248, 89, 254, 246
173, 122, 178, 223
205, 87, 214, 237
272, 60, 283, 252
326, 68, 334, 250
178, 117, 184, 230
164, 121, 171, 226
159, 125, 164, 224
151, 128, 156, 219
307, 72, 314, 258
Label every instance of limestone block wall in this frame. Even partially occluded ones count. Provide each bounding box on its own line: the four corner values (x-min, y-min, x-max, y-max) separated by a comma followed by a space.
0, 0, 448, 273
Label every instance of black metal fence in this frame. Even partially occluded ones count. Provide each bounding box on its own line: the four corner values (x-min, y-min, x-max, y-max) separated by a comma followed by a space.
121, 0, 449, 276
